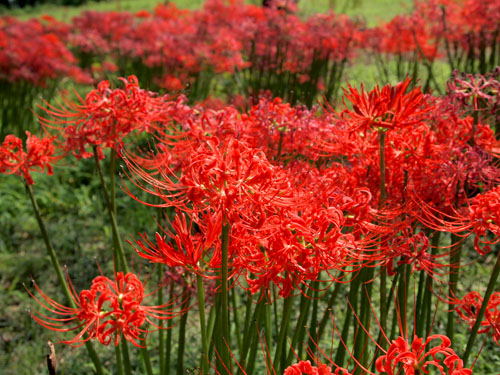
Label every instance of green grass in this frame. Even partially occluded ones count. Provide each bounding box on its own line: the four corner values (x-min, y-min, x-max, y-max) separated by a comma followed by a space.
5, 0, 412, 25
3, 0, 205, 20
298, 0, 411, 25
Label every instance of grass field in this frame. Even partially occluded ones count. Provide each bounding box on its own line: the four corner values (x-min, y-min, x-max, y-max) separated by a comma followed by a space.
4, 0, 412, 25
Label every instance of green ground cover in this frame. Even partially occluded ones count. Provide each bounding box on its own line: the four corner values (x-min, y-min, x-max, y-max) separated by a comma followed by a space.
5, 0, 411, 25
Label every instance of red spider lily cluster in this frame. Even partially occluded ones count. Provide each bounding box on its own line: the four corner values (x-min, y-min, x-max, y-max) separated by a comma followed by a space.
0, 16, 89, 86
27, 271, 183, 347
7, 69, 500, 373
1, 0, 498, 106
284, 360, 350, 375
455, 291, 500, 345
41, 75, 168, 159
64, 1, 361, 98
0, 132, 57, 185
375, 335, 471, 375
0, 2, 498, 375
415, 0, 500, 68
17, 73, 499, 294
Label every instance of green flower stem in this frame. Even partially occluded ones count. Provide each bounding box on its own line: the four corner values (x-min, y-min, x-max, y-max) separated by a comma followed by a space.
273, 295, 293, 373
378, 130, 387, 205
115, 344, 123, 375
158, 265, 165, 375
177, 284, 190, 375
424, 232, 440, 339
242, 311, 264, 375
378, 129, 388, 337
94, 148, 153, 375
25, 182, 104, 375
272, 286, 279, 333
306, 282, 319, 361
316, 280, 341, 345
463, 247, 500, 366
285, 292, 311, 367
354, 267, 374, 374
263, 301, 273, 370
165, 282, 175, 375
232, 289, 243, 354
121, 336, 132, 375
156, 203, 166, 375
335, 272, 361, 366
109, 148, 122, 274
140, 345, 153, 375
414, 269, 426, 338
396, 264, 411, 338
447, 234, 462, 342
371, 270, 401, 372
242, 292, 253, 343
237, 290, 265, 375
217, 222, 231, 374
25, 183, 71, 320
208, 292, 221, 363
109, 148, 125, 375
110, 148, 117, 213
93, 147, 128, 274
197, 273, 210, 375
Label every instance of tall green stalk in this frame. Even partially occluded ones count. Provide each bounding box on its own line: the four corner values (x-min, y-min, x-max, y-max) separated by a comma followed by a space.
25, 182, 104, 375
316, 280, 342, 342
93, 147, 154, 375
237, 290, 266, 375
165, 282, 175, 375
177, 283, 191, 375
273, 295, 293, 373
158, 264, 166, 375
197, 273, 210, 374
285, 292, 311, 367
423, 233, 440, 339
335, 272, 361, 367
93, 147, 128, 273
463, 248, 500, 366
396, 264, 411, 339
378, 129, 388, 335
216, 222, 232, 374
306, 282, 319, 361
121, 337, 132, 375
447, 234, 462, 343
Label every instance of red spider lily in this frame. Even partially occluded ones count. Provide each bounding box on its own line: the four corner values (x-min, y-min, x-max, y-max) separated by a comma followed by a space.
284, 360, 351, 375
418, 0, 500, 64
375, 335, 472, 375
131, 210, 223, 274
314, 272, 474, 375
27, 271, 183, 347
447, 69, 500, 112
455, 291, 500, 345
124, 136, 295, 226
385, 228, 451, 279
0, 132, 58, 185
40, 75, 168, 159
367, 13, 438, 61
339, 78, 431, 132
412, 185, 500, 255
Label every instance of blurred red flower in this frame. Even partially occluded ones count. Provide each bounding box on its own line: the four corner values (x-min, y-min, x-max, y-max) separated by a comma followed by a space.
0, 132, 57, 185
